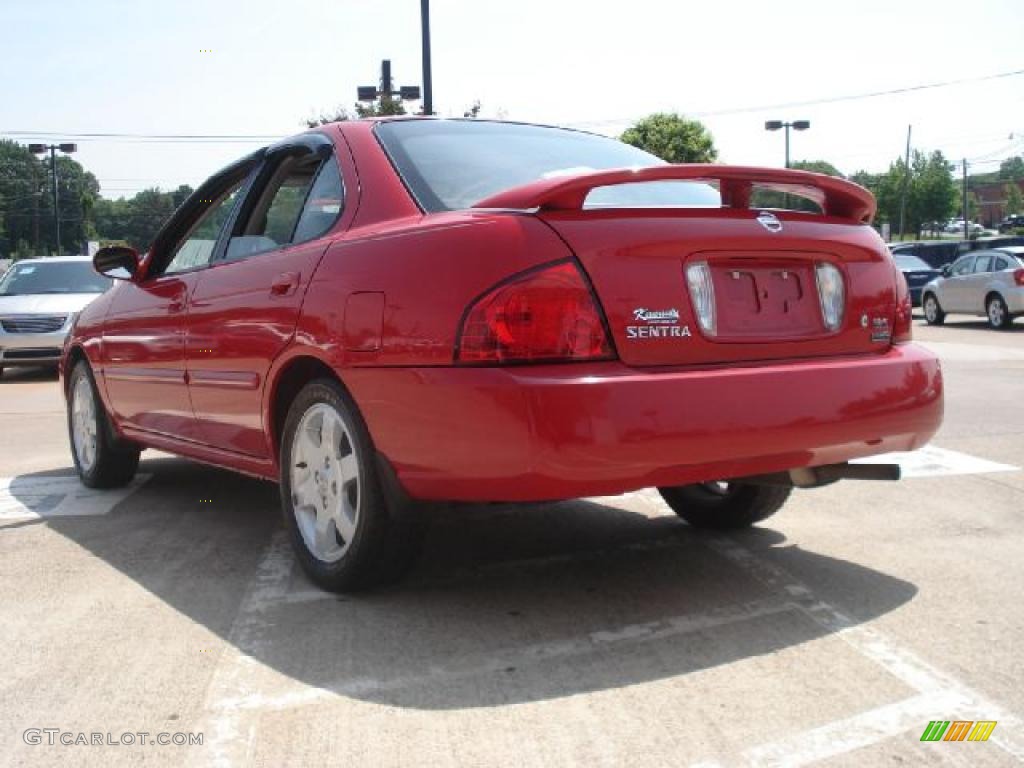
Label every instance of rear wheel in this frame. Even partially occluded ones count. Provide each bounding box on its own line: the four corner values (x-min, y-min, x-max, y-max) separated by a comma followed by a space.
923, 293, 945, 325
279, 378, 422, 592
986, 294, 1012, 329
658, 481, 791, 530
67, 360, 140, 488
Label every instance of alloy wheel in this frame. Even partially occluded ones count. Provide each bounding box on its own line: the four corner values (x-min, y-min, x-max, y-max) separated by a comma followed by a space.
289, 403, 361, 563
988, 298, 1005, 328
71, 374, 98, 473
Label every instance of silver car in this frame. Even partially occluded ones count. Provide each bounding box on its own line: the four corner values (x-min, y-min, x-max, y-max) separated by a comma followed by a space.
0, 256, 112, 377
922, 246, 1024, 329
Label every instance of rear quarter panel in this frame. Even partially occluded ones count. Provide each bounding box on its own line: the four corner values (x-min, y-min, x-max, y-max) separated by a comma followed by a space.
296, 211, 575, 368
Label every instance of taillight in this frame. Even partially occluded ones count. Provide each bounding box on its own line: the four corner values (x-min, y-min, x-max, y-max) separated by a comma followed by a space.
1014, 268, 1024, 287
685, 262, 717, 336
892, 265, 913, 343
456, 261, 614, 364
814, 263, 846, 332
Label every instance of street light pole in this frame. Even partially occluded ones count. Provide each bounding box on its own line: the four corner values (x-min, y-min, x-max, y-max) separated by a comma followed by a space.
27, 142, 77, 256
49, 146, 60, 255
420, 0, 433, 115
764, 120, 810, 169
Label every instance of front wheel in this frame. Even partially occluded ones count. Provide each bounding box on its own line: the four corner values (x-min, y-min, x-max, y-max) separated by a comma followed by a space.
67, 361, 140, 488
923, 293, 945, 326
279, 378, 422, 592
986, 294, 1012, 329
658, 482, 792, 530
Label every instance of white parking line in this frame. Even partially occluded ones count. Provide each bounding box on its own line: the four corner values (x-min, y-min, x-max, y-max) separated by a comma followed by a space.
213, 596, 796, 713
0, 474, 150, 520
698, 538, 1024, 765
200, 529, 295, 768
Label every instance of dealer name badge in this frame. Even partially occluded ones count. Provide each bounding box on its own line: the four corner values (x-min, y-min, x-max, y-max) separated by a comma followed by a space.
627, 307, 692, 339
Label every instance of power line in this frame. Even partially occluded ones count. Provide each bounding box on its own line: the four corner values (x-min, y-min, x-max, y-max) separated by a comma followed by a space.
569, 67, 1024, 127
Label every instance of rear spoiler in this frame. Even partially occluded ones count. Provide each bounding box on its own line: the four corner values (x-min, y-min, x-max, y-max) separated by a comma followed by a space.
472, 165, 876, 224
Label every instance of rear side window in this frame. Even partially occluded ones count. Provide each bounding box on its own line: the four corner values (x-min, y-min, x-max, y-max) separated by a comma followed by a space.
376, 120, 719, 212
973, 255, 993, 273
225, 152, 343, 261
292, 159, 344, 243
994, 257, 1009, 271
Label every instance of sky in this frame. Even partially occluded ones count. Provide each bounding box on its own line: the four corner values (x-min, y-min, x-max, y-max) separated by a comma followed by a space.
2, 0, 1022, 199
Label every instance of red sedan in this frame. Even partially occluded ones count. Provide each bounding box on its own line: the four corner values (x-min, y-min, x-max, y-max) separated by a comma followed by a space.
63, 119, 942, 591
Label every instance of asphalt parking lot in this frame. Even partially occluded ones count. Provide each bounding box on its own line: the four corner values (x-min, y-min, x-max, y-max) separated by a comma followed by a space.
1, 315, 1022, 767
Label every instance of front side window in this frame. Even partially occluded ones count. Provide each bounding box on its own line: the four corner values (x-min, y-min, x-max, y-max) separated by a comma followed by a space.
376, 120, 720, 212
951, 257, 975, 276
164, 181, 244, 275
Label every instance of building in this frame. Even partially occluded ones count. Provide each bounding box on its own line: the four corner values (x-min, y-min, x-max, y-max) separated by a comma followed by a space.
974, 179, 1024, 227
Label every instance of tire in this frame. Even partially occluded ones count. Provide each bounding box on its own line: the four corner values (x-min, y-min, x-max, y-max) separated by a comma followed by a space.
658, 481, 792, 530
279, 378, 423, 592
986, 294, 1012, 330
67, 360, 141, 489
922, 293, 945, 326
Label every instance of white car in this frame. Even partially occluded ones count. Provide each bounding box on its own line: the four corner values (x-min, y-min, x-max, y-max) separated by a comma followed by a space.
922, 246, 1024, 329
0, 256, 112, 377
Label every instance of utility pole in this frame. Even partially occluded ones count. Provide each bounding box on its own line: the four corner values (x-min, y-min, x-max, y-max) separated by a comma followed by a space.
898, 124, 912, 239
420, 0, 433, 115
962, 158, 969, 240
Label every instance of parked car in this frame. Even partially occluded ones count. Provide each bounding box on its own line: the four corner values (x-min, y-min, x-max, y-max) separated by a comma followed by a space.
922, 246, 1024, 329
998, 214, 1024, 233
0, 256, 112, 377
62, 119, 942, 591
888, 240, 967, 270
892, 253, 941, 306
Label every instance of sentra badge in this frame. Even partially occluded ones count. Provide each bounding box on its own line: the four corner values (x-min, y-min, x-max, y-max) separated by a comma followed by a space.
628, 307, 692, 339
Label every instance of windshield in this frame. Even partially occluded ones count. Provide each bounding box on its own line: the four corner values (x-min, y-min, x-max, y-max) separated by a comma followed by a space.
894, 254, 932, 271
0, 261, 112, 296
376, 120, 721, 212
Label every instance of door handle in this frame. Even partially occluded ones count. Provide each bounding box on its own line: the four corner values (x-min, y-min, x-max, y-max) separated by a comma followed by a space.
270, 272, 300, 297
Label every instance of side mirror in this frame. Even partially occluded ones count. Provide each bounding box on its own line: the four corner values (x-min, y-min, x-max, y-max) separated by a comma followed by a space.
940, 264, 952, 277
93, 245, 140, 281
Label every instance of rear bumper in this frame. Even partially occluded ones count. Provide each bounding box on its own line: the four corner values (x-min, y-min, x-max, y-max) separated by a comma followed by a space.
344, 344, 943, 502
1004, 287, 1024, 314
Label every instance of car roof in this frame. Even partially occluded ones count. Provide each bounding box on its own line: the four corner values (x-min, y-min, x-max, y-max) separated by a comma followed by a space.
992, 246, 1024, 254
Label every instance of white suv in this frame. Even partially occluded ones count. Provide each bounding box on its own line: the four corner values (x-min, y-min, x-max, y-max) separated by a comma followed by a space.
922, 247, 1024, 329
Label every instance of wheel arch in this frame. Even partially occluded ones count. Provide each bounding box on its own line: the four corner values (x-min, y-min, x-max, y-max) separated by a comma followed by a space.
264, 350, 353, 463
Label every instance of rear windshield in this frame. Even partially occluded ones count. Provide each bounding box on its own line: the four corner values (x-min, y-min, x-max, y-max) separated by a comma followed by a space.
0, 260, 111, 296
894, 254, 931, 271
375, 120, 721, 212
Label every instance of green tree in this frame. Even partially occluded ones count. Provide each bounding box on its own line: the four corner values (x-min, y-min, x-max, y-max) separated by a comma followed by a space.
0, 140, 46, 257
790, 160, 844, 178
93, 187, 190, 251
998, 155, 1024, 181
870, 150, 956, 237
1004, 182, 1023, 215
620, 113, 717, 164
